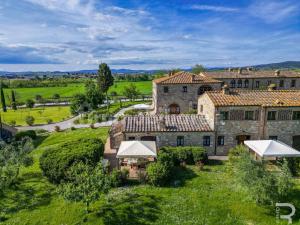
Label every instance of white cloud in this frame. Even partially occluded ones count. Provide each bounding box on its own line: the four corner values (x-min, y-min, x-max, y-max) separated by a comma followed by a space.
249, 0, 298, 23
190, 4, 239, 12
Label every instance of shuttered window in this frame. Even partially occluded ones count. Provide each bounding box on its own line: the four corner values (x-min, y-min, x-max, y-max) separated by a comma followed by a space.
230, 110, 244, 120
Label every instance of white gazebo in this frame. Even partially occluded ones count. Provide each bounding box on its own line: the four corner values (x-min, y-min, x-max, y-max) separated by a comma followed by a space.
244, 140, 300, 159
117, 141, 157, 178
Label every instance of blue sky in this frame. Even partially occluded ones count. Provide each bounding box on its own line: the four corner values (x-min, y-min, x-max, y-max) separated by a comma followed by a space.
0, 0, 299, 71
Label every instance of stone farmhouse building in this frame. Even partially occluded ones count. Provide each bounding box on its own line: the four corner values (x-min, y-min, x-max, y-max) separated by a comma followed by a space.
198, 87, 300, 155
111, 88, 300, 155
153, 69, 300, 114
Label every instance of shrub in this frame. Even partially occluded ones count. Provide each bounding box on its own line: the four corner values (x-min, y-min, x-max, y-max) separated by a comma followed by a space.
90, 123, 95, 129
146, 162, 169, 186
40, 138, 104, 183
70, 126, 76, 131
46, 118, 53, 124
191, 147, 208, 164
54, 126, 60, 132
25, 116, 35, 126
25, 99, 35, 108
8, 120, 16, 126
15, 130, 37, 141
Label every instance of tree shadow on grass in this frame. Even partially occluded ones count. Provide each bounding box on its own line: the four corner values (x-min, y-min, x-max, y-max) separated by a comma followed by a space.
97, 193, 161, 225
169, 166, 197, 187
208, 159, 225, 166
0, 171, 54, 215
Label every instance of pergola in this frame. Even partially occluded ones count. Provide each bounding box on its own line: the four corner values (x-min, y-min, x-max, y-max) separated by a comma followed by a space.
116, 141, 157, 178
244, 140, 300, 159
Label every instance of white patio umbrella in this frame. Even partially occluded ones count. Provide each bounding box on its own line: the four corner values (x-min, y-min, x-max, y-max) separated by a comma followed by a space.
244, 140, 300, 158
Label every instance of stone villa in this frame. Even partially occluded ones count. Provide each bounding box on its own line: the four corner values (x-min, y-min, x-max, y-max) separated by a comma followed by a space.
153, 69, 300, 114
111, 73, 300, 155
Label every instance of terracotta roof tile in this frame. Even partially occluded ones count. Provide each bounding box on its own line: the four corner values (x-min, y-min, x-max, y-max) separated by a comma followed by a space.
154, 71, 221, 84
205, 90, 300, 107
124, 114, 212, 132
202, 70, 300, 79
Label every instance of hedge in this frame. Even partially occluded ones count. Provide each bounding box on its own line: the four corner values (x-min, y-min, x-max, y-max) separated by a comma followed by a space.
40, 138, 104, 183
15, 130, 37, 141
160, 146, 208, 165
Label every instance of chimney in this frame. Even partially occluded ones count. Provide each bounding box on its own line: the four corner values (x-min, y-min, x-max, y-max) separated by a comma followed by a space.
222, 84, 230, 95
238, 68, 243, 74
159, 116, 166, 130
191, 74, 195, 82
275, 70, 280, 76
268, 83, 276, 91
228, 68, 232, 72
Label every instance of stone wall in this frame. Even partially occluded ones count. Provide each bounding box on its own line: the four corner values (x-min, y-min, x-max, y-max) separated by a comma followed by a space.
198, 94, 216, 129
153, 82, 222, 114
124, 131, 215, 155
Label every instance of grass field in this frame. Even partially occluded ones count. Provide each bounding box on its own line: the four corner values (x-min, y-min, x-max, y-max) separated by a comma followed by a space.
1, 106, 71, 126
3, 81, 152, 103
1, 127, 299, 225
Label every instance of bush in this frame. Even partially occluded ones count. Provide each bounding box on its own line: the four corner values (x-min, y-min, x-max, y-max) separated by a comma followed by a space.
160, 146, 207, 165
70, 126, 76, 131
40, 138, 104, 183
46, 118, 53, 124
8, 120, 16, 126
15, 130, 37, 141
25, 116, 35, 126
54, 126, 60, 132
146, 162, 169, 186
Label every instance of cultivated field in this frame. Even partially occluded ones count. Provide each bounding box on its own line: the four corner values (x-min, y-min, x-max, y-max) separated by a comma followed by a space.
3, 81, 152, 103
1, 106, 71, 126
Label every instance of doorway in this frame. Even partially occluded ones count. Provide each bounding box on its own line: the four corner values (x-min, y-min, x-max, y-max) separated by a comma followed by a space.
236, 135, 251, 145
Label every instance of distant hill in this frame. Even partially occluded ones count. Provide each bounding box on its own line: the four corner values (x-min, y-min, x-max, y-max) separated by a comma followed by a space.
251, 61, 300, 70
1, 61, 299, 76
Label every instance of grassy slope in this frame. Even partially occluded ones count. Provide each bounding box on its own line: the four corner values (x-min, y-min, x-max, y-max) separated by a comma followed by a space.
2, 127, 297, 225
3, 81, 152, 103
1, 106, 71, 126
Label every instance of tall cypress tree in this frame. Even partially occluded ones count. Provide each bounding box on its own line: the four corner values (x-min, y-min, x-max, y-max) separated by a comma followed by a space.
0, 83, 7, 112
11, 90, 17, 110
97, 63, 114, 112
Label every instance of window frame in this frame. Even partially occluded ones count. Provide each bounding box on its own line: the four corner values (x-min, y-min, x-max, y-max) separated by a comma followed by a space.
230, 80, 236, 88
237, 79, 242, 88
291, 80, 296, 88
203, 136, 211, 146
177, 136, 184, 146
245, 111, 254, 120
292, 111, 300, 120
163, 86, 169, 93
183, 86, 188, 93
269, 136, 278, 140
244, 79, 249, 88
279, 80, 284, 88
255, 80, 260, 88
267, 111, 277, 120
217, 136, 225, 146
220, 111, 229, 120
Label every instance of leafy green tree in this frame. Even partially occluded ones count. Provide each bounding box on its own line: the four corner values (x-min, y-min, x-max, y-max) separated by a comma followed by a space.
0, 138, 34, 192
58, 161, 111, 213
25, 99, 35, 108
191, 64, 206, 74
25, 116, 35, 126
52, 93, 60, 102
70, 94, 89, 115
11, 90, 17, 110
122, 83, 141, 101
85, 80, 103, 109
0, 83, 6, 112
97, 63, 114, 112
35, 94, 43, 103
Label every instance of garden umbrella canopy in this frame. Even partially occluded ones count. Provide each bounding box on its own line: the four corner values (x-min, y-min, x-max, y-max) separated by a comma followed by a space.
117, 141, 157, 158
244, 140, 300, 158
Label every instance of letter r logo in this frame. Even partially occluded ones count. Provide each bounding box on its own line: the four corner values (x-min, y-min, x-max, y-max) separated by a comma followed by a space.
276, 203, 296, 224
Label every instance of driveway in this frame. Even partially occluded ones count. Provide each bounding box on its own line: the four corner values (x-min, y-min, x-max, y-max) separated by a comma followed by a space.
17, 103, 151, 132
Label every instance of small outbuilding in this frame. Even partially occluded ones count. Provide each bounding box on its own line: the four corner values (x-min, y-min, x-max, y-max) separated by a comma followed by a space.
244, 140, 300, 160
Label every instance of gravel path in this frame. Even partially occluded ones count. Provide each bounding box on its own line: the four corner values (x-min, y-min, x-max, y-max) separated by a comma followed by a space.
17, 103, 151, 132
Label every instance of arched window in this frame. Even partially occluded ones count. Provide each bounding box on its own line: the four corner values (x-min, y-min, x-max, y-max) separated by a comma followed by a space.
230, 80, 236, 88
198, 85, 212, 95
237, 79, 242, 88
169, 103, 180, 114
244, 79, 249, 88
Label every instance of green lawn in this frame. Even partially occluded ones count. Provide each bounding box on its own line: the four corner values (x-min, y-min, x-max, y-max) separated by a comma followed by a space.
3, 81, 152, 103
1, 106, 71, 126
1, 127, 299, 225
